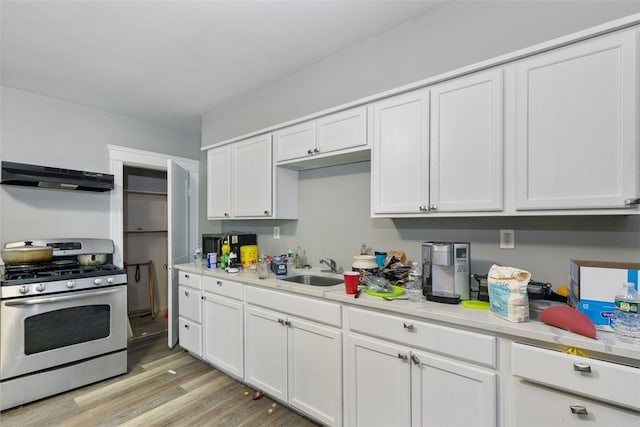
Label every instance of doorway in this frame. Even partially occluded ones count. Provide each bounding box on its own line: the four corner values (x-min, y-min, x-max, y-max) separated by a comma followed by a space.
123, 166, 169, 339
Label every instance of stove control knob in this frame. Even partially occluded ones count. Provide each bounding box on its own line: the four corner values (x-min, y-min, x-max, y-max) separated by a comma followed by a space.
19, 285, 30, 294
107, 277, 115, 283
67, 281, 76, 289
94, 278, 103, 285
35, 283, 46, 292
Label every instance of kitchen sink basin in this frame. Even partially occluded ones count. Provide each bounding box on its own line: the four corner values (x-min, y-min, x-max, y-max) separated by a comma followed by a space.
280, 275, 343, 286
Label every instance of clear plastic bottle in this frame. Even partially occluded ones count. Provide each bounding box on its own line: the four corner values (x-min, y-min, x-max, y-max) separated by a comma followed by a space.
193, 246, 202, 267
614, 282, 640, 344
406, 261, 424, 302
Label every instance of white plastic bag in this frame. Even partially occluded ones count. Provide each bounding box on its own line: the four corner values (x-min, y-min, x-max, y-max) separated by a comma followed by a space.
488, 264, 531, 322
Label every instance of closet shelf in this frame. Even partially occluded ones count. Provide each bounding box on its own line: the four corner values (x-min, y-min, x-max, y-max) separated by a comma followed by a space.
124, 189, 167, 196
124, 229, 168, 233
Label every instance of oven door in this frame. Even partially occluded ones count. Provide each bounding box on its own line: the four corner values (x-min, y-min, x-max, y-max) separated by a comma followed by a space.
0, 285, 127, 380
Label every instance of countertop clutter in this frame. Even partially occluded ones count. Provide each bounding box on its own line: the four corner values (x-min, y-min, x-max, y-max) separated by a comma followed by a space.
175, 263, 640, 363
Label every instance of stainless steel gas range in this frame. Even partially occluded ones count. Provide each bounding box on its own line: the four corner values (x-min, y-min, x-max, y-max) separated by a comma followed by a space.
0, 238, 127, 411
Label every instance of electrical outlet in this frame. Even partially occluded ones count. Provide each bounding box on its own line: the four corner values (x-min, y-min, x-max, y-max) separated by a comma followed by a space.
500, 229, 515, 249
273, 226, 280, 240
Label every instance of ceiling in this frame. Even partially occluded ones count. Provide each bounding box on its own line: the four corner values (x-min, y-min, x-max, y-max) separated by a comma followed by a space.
1, 1, 447, 134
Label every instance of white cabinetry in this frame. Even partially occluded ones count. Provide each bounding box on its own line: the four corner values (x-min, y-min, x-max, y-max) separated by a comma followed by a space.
509, 343, 640, 425
207, 134, 298, 219
244, 286, 343, 426
372, 89, 430, 215
275, 106, 369, 169
429, 69, 504, 212
372, 68, 504, 216
514, 30, 639, 211
202, 276, 244, 379
347, 307, 497, 426
177, 270, 202, 356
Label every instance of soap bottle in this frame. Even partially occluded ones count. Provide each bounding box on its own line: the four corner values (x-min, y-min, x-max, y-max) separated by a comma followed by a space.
220, 240, 230, 270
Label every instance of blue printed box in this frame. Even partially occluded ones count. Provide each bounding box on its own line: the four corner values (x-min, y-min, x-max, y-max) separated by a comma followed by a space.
568, 260, 640, 331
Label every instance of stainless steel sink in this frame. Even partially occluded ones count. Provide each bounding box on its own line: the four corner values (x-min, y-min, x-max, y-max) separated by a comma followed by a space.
280, 275, 343, 286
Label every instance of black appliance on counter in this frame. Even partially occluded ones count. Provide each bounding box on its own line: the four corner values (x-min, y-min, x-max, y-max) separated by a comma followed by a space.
202, 232, 257, 265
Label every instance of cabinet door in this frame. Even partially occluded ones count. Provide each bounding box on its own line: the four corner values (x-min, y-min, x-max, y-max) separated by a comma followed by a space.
372, 89, 430, 215
203, 293, 244, 379
316, 106, 368, 155
207, 145, 231, 219
511, 379, 640, 426
288, 317, 342, 426
274, 121, 316, 162
231, 134, 273, 217
347, 334, 412, 426
515, 30, 639, 210
244, 305, 288, 402
430, 69, 504, 212
411, 350, 497, 427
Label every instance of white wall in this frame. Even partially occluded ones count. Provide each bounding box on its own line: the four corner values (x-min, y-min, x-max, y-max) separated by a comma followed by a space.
201, 2, 640, 286
0, 86, 200, 245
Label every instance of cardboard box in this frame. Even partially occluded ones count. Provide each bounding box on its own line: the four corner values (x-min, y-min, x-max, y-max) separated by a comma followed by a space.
568, 260, 640, 331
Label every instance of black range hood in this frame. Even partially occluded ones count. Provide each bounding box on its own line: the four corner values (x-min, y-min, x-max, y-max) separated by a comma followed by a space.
1, 161, 114, 192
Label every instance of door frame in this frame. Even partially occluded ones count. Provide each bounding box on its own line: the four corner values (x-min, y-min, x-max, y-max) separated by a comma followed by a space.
107, 145, 199, 273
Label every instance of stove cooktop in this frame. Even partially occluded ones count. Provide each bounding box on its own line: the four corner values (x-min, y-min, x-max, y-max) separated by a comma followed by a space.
1, 263, 126, 286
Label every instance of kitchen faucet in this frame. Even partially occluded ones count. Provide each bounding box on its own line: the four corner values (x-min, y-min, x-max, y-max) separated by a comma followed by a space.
319, 258, 342, 274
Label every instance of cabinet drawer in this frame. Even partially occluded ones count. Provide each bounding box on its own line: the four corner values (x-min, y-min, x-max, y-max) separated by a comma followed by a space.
348, 307, 496, 368
203, 276, 243, 300
245, 286, 341, 327
179, 317, 202, 355
512, 343, 640, 411
178, 270, 202, 290
512, 377, 640, 425
178, 285, 202, 323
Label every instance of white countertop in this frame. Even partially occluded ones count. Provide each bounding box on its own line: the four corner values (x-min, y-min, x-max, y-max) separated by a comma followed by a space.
175, 263, 640, 364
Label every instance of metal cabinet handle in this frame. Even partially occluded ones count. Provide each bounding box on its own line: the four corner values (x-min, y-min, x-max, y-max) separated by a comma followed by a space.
224, 213, 230, 217
418, 206, 426, 212
264, 210, 270, 215
624, 198, 640, 205
313, 148, 320, 154
570, 405, 588, 415
184, 274, 189, 278
307, 149, 313, 155
217, 280, 222, 286
411, 354, 421, 365
184, 324, 189, 330
277, 318, 285, 325
429, 204, 437, 210
284, 320, 292, 327
184, 290, 189, 296
403, 322, 414, 330
397, 352, 409, 361
573, 363, 591, 373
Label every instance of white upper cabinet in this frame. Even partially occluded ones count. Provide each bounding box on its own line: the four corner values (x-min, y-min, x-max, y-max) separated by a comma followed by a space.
274, 106, 369, 169
207, 134, 298, 220
429, 69, 504, 212
231, 134, 273, 217
207, 145, 231, 218
514, 29, 639, 211
372, 89, 430, 215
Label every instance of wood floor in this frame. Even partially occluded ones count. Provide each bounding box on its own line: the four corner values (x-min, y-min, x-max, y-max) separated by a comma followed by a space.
1, 316, 319, 427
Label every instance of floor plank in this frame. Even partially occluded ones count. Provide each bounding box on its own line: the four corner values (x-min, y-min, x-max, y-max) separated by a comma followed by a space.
0, 318, 318, 427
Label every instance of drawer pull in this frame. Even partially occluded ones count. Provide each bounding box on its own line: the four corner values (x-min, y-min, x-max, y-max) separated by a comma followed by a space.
570, 405, 588, 415
284, 320, 292, 327
184, 324, 189, 330
277, 318, 285, 325
398, 352, 409, 361
573, 363, 592, 373
403, 322, 414, 330
217, 280, 222, 286
184, 290, 189, 296
184, 274, 189, 278
411, 354, 421, 365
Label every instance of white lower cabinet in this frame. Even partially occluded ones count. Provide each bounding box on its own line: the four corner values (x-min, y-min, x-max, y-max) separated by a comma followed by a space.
244, 289, 343, 426
177, 271, 203, 356
509, 342, 640, 425
347, 307, 497, 427
202, 277, 244, 379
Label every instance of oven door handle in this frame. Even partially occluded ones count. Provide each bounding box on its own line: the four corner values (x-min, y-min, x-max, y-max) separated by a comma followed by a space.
4, 287, 124, 306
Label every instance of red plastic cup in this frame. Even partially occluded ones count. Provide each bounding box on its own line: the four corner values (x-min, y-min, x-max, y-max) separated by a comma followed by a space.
343, 271, 360, 294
